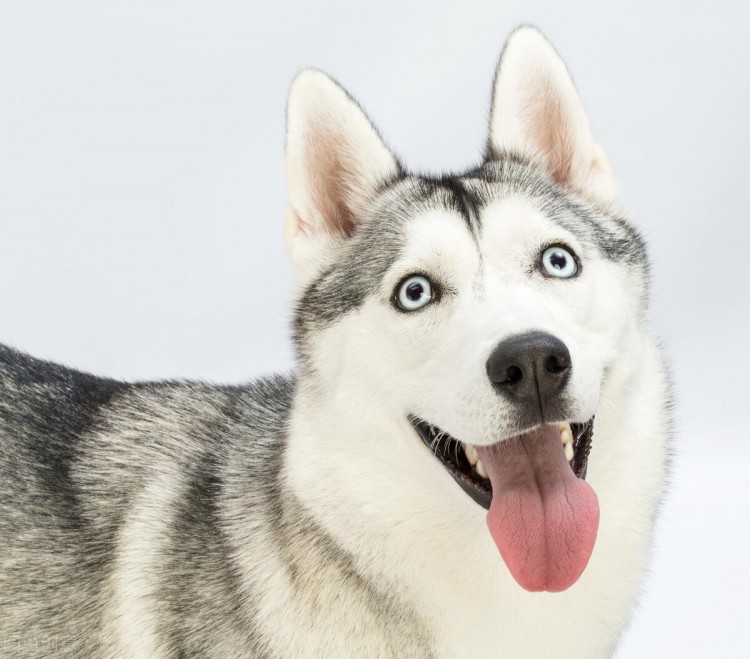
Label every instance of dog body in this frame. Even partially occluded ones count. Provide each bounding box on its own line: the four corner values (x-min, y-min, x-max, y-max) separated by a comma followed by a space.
0, 28, 669, 658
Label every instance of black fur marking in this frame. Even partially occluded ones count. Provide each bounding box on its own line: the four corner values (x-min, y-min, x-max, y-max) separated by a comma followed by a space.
161, 449, 260, 656
0, 345, 124, 531
436, 176, 482, 238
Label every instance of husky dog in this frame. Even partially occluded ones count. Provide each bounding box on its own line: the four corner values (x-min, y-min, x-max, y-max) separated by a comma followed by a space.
0, 26, 669, 658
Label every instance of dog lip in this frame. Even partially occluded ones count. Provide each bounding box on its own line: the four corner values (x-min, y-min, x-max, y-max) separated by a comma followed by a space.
409, 416, 595, 510
410, 417, 493, 509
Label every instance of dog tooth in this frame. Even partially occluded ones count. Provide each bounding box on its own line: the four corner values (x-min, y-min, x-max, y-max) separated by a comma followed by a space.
564, 442, 574, 462
475, 459, 488, 479
464, 443, 479, 466
560, 427, 573, 446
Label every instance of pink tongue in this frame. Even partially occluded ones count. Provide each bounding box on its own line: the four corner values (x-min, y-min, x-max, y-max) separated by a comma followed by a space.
475, 426, 599, 592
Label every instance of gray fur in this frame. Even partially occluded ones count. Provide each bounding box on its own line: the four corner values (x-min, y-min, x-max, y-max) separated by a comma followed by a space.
0, 346, 432, 658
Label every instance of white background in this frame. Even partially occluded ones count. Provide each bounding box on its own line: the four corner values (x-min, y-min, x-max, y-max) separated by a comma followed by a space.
1, 1, 748, 656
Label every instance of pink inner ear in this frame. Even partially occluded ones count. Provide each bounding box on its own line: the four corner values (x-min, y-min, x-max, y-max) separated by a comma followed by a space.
525, 80, 577, 187
304, 125, 358, 238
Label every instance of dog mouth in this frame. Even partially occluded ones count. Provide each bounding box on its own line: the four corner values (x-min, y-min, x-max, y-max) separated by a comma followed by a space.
410, 417, 594, 511
410, 417, 598, 592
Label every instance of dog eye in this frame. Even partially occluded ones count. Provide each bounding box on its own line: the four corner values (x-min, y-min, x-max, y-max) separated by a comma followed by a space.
540, 245, 578, 278
394, 275, 435, 311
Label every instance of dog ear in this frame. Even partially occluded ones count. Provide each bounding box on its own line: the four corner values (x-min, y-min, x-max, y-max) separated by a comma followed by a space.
488, 27, 617, 204
285, 70, 401, 283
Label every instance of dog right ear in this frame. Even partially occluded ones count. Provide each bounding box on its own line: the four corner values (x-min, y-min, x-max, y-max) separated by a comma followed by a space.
284, 70, 401, 285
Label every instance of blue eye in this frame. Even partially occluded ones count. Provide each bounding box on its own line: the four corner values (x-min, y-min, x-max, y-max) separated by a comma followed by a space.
541, 245, 578, 278
395, 275, 434, 311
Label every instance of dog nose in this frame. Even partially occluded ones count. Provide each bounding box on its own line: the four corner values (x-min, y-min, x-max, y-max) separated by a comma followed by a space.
486, 331, 571, 404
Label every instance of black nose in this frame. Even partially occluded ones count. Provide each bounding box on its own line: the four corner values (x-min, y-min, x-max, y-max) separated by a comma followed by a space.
486, 331, 571, 408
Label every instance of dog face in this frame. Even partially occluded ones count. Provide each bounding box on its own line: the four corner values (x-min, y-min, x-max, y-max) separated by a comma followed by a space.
284, 27, 649, 591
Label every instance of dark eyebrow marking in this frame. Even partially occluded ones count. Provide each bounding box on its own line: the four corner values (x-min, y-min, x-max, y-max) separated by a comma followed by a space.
437, 176, 482, 240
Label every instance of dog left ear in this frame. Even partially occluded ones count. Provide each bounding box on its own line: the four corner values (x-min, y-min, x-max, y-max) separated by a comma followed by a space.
285, 70, 401, 284
488, 27, 617, 204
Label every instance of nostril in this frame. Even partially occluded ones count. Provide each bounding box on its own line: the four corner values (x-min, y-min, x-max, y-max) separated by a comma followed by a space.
545, 354, 569, 375
503, 365, 524, 386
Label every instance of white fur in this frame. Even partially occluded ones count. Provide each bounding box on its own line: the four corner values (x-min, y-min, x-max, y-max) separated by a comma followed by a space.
103, 473, 178, 658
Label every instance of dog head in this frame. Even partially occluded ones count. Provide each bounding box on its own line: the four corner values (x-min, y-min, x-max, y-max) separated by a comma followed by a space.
284, 27, 648, 592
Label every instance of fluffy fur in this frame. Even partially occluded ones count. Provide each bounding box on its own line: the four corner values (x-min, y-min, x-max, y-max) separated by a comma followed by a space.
0, 27, 669, 658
